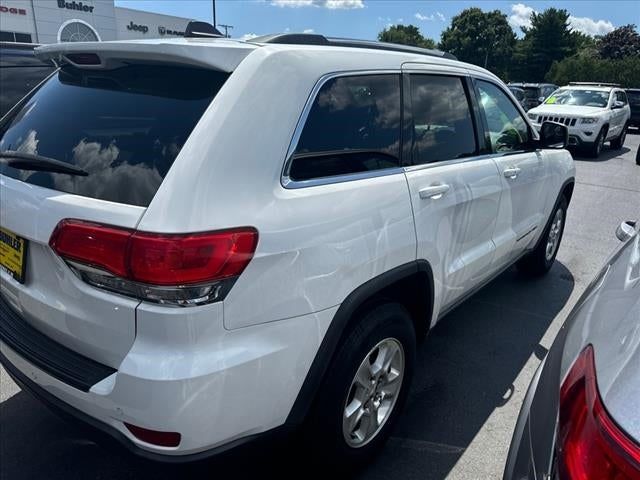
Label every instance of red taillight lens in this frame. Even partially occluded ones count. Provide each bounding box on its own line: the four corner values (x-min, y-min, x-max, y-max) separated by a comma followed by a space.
128, 229, 258, 285
559, 345, 640, 480
49, 220, 131, 277
49, 219, 258, 293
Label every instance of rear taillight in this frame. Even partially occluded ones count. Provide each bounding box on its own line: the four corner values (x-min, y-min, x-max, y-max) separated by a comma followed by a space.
559, 345, 640, 480
49, 219, 258, 306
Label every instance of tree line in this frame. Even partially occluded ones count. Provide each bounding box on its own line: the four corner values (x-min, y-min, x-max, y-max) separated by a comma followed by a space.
378, 8, 640, 87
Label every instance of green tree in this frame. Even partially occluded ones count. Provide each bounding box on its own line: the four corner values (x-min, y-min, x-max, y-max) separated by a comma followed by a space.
439, 8, 516, 79
572, 31, 598, 57
546, 55, 640, 87
598, 24, 640, 59
378, 25, 436, 49
517, 8, 577, 81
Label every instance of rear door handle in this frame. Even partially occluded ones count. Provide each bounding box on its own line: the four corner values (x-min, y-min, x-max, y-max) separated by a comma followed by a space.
503, 167, 521, 179
419, 184, 450, 200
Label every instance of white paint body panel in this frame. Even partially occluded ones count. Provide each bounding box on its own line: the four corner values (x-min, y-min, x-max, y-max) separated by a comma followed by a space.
0, 39, 576, 457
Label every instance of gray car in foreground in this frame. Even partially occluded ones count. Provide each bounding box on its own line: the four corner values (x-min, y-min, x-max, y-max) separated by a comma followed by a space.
504, 220, 640, 480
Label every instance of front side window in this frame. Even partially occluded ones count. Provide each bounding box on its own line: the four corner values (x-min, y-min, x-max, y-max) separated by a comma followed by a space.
289, 74, 401, 182
616, 91, 628, 105
409, 75, 476, 164
477, 80, 530, 153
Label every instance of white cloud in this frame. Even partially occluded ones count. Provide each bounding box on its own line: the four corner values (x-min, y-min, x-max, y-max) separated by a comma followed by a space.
239, 33, 258, 41
303, 28, 315, 33
271, 0, 364, 8
415, 12, 445, 22
568, 16, 614, 36
508, 3, 614, 36
415, 13, 434, 21
397, 18, 404, 23
508, 3, 535, 30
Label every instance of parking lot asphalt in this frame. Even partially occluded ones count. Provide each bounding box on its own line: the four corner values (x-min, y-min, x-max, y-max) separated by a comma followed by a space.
1, 134, 639, 480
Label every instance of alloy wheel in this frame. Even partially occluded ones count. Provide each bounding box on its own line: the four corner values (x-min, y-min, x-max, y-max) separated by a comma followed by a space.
342, 338, 404, 448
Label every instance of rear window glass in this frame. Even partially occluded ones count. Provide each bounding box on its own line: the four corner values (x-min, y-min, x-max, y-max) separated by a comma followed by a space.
0, 64, 228, 206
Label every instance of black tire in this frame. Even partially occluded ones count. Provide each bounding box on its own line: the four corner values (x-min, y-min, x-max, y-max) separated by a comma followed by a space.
587, 127, 607, 158
304, 303, 416, 469
610, 123, 628, 150
517, 196, 568, 276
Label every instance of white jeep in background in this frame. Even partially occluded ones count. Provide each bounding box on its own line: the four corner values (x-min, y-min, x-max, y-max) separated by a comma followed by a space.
0, 31, 575, 466
527, 82, 631, 158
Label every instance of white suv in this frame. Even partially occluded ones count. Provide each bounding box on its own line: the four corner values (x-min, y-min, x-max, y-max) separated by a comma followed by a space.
527, 83, 631, 158
0, 32, 575, 465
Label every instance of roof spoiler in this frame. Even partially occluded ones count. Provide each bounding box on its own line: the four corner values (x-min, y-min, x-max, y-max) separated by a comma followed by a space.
34, 40, 256, 72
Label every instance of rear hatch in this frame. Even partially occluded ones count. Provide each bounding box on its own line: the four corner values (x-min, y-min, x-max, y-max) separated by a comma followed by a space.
0, 42, 240, 368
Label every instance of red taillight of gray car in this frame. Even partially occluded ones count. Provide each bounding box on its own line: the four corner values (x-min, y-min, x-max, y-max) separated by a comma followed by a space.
49, 219, 258, 306
559, 345, 640, 480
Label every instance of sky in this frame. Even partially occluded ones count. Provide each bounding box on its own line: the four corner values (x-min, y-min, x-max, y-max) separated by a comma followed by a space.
114, 0, 639, 42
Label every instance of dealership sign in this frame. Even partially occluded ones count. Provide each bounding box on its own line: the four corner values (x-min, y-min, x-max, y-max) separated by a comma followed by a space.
158, 26, 185, 36
127, 21, 149, 34
0, 4, 27, 15
57, 0, 94, 13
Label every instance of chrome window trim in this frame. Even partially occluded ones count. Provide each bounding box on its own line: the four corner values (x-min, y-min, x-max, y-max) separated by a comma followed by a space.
402, 149, 535, 173
281, 69, 402, 189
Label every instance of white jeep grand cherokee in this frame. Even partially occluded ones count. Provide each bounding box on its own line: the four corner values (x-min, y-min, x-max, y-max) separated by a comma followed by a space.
527, 83, 631, 158
0, 32, 575, 465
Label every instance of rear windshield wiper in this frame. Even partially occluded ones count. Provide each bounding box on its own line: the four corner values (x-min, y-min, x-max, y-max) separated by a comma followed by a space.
0, 151, 88, 176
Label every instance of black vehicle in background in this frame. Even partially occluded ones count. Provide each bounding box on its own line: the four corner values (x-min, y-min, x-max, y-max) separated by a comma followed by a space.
0, 42, 56, 118
626, 88, 640, 129
508, 82, 558, 111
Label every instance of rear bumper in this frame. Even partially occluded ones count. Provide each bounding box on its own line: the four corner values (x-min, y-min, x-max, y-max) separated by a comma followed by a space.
0, 295, 336, 460
0, 345, 286, 463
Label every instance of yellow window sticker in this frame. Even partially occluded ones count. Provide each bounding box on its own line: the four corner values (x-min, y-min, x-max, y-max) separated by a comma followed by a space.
545, 96, 557, 104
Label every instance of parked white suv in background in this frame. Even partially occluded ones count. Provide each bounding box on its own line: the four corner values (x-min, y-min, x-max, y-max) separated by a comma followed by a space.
527, 83, 631, 158
0, 31, 575, 466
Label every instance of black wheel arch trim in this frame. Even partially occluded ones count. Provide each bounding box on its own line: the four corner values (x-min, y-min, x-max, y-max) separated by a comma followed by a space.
530, 177, 575, 254
285, 259, 434, 426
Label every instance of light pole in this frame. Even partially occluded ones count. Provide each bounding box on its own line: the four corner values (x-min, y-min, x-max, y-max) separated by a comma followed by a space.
212, 0, 216, 27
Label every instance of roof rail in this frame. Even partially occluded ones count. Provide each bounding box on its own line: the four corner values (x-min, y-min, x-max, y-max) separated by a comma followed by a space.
569, 81, 620, 87
249, 33, 457, 60
185, 21, 224, 39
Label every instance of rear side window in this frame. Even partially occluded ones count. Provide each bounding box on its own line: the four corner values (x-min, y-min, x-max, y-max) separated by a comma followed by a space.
0, 64, 228, 206
409, 75, 476, 165
288, 74, 401, 182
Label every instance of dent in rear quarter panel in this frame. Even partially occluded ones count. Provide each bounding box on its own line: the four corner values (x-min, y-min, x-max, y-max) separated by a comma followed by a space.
138, 48, 418, 329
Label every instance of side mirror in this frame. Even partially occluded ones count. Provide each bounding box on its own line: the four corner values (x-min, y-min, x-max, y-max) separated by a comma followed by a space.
538, 96, 545, 103
616, 221, 637, 242
612, 100, 624, 109
539, 121, 568, 149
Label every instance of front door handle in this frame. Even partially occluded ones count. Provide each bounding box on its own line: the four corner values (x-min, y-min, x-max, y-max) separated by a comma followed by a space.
419, 184, 450, 200
503, 167, 521, 179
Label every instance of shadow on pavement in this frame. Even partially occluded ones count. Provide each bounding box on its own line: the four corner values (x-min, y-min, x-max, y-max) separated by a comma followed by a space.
0, 262, 575, 480
571, 145, 631, 162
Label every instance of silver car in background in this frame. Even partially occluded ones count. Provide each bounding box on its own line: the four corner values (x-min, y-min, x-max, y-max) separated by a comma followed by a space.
504, 220, 640, 479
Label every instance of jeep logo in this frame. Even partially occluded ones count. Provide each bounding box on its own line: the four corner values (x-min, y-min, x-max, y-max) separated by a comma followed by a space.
127, 21, 149, 34
57, 0, 94, 13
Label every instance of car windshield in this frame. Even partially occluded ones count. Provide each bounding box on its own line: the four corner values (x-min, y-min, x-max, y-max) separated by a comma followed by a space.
545, 89, 610, 107
522, 87, 540, 99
